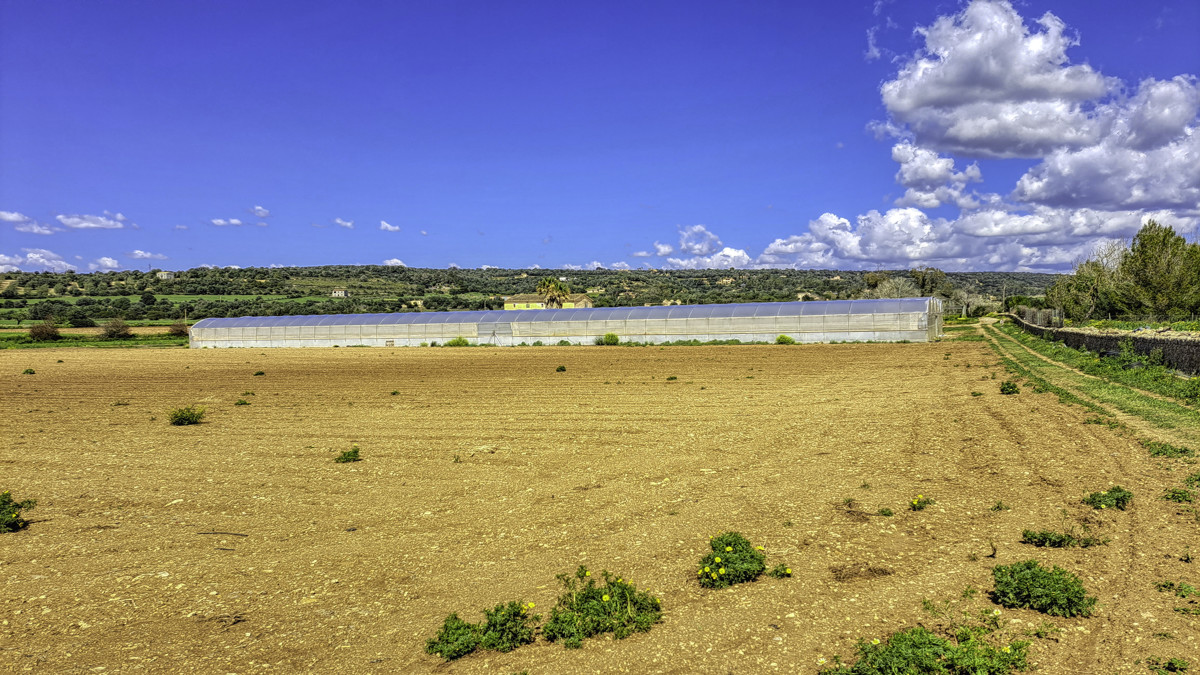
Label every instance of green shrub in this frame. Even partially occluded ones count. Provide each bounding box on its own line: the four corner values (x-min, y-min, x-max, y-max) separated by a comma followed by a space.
167, 320, 189, 337
818, 626, 1029, 675
878, 508, 894, 517
101, 317, 133, 339
234, 399, 250, 406
478, 601, 539, 652
1185, 472, 1200, 489
1082, 485, 1133, 510
1162, 488, 1195, 503
253, 370, 265, 376
991, 559, 1097, 617
28, 320, 60, 341
0, 491, 37, 533
425, 613, 480, 661
665, 375, 677, 381
991, 501, 1011, 512
555, 365, 566, 372
597, 333, 620, 346
556, 340, 571, 346
999, 380, 1019, 395
21, 368, 34, 375
168, 405, 206, 426
696, 532, 766, 589
542, 566, 661, 649
68, 315, 96, 328
532, 341, 544, 346
445, 336, 471, 347
910, 494, 935, 511
971, 391, 984, 397
334, 445, 361, 463
775, 334, 796, 345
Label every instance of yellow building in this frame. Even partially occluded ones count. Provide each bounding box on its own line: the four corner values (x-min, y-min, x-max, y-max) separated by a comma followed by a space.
503, 293, 593, 310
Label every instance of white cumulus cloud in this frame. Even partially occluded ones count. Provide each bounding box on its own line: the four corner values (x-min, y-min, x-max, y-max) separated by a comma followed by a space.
211, 218, 243, 227
678, 226, 721, 256
89, 256, 121, 271
666, 247, 752, 269
380, 220, 401, 232
382, 258, 406, 266
129, 250, 168, 260
334, 218, 354, 229
251, 205, 270, 218
1, 211, 29, 222
58, 214, 126, 229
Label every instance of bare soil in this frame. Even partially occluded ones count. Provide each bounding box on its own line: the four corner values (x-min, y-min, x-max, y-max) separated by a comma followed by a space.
2, 343, 1197, 673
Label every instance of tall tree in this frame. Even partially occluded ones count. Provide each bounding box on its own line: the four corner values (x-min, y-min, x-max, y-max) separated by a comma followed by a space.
1119, 220, 1200, 317
536, 277, 570, 309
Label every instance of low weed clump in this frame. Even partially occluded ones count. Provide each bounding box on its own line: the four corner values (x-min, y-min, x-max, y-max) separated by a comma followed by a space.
445, 336, 471, 347
168, 405, 206, 426
542, 566, 662, 649
21, 368, 34, 375
775, 334, 796, 345
910, 494, 935, 511
766, 564, 792, 578
1162, 488, 1195, 504
878, 508, 894, 517
555, 365, 566, 372
991, 501, 1012, 512
1144, 440, 1195, 459
999, 380, 1020, 395
992, 559, 1097, 617
696, 532, 766, 589
234, 399, 250, 406
1144, 656, 1191, 674
425, 601, 540, 661
1082, 485, 1133, 510
1155, 580, 1200, 616
817, 625, 1029, 675
1021, 528, 1108, 548
253, 370, 265, 376
0, 491, 37, 533
334, 445, 361, 463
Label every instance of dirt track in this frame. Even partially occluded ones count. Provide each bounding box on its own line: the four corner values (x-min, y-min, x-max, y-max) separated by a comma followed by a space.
2, 343, 1197, 673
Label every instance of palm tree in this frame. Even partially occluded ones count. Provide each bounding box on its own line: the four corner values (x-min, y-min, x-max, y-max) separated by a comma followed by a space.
536, 277, 570, 309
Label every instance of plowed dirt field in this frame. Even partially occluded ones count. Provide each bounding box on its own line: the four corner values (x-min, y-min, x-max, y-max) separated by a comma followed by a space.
2, 343, 1197, 673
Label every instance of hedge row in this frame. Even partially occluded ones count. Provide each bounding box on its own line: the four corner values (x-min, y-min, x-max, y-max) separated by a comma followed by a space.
1007, 314, 1200, 375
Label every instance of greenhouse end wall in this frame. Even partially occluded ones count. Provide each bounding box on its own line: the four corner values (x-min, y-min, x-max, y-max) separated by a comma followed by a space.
189, 298, 943, 348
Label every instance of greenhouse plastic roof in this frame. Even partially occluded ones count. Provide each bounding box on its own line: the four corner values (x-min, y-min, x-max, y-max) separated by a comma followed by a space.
191, 298, 935, 329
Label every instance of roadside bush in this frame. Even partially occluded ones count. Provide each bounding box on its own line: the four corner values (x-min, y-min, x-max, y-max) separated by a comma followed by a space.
1082, 486, 1133, 510
68, 315, 96, 328
0, 491, 37, 533
696, 531, 766, 589
101, 317, 133, 339
991, 559, 1097, 617
168, 405, 206, 426
775, 334, 796, 345
542, 566, 662, 649
556, 340, 571, 346
595, 333, 620, 346
445, 336, 471, 347
167, 320, 189, 337
818, 626, 1029, 675
28, 320, 60, 341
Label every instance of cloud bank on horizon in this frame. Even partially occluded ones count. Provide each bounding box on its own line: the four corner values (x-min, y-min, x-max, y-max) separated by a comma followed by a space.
1, 0, 1196, 274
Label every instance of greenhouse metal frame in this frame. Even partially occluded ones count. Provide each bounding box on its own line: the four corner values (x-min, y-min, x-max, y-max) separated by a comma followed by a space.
189, 298, 943, 348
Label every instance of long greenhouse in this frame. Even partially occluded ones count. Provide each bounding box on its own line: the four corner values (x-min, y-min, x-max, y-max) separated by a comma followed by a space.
188, 298, 943, 348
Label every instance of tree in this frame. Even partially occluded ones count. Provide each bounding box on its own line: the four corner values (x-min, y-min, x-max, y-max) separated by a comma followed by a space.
536, 277, 570, 309
102, 317, 133, 339
909, 267, 947, 297
867, 277, 919, 299
1118, 220, 1200, 318
29, 319, 60, 341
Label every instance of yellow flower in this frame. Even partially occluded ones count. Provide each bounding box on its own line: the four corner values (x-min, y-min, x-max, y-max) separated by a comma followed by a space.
602, 594, 610, 602
785, 568, 791, 574
818, 657, 827, 665
715, 557, 721, 563
725, 546, 732, 552
704, 566, 710, 572
756, 546, 764, 550
617, 578, 622, 583
993, 609, 1001, 615
1100, 504, 1106, 509
871, 638, 880, 645
527, 602, 535, 609
711, 573, 717, 579
917, 495, 923, 499
585, 571, 590, 576
719, 567, 725, 574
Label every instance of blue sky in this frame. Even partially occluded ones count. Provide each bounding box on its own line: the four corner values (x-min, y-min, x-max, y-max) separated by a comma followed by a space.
2, 0, 1197, 273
